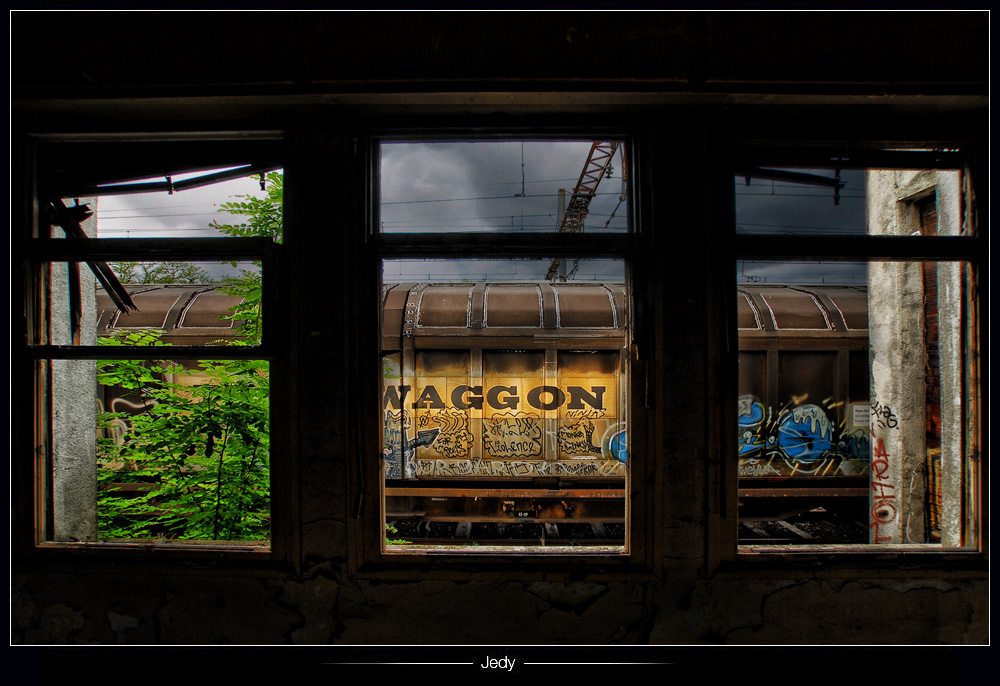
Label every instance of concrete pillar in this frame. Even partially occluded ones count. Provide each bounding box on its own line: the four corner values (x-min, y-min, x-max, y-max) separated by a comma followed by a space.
867, 171, 962, 545
933, 172, 964, 547
50, 199, 98, 541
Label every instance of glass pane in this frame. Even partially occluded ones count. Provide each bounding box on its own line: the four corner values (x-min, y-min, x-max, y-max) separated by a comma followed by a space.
37, 168, 282, 348
380, 141, 629, 233
96, 357, 270, 543
735, 168, 966, 237
737, 261, 977, 548
35, 263, 262, 347
41, 352, 270, 544
41, 256, 272, 543
382, 258, 628, 551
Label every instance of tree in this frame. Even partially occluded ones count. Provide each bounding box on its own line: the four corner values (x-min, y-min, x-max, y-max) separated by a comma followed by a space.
96, 173, 282, 541
97, 333, 270, 540
208, 170, 284, 344
109, 261, 213, 284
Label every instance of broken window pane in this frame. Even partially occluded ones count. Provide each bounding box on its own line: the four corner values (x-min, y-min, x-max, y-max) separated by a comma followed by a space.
35, 262, 261, 347
41, 280, 273, 544
50, 169, 281, 240
34, 166, 280, 547
381, 258, 629, 551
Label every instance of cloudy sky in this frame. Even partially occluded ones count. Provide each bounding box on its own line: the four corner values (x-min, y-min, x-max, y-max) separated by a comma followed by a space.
735, 168, 868, 285
380, 140, 628, 233
380, 140, 629, 283
93, 168, 272, 281
90, 151, 875, 286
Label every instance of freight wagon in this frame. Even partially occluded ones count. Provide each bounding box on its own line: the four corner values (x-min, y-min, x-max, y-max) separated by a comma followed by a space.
737, 283, 872, 541
381, 281, 630, 539
95, 280, 875, 544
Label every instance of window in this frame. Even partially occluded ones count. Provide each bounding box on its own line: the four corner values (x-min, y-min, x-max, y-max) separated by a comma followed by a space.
355, 136, 656, 572
22, 138, 283, 552
733, 154, 982, 553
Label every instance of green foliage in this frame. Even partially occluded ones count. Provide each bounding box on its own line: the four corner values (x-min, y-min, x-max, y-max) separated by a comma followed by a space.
96, 172, 283, 542
385, 523, 410, 546
209, 171, 283, 243
219, 270, 264, 345
97, 334, 270, 541
208, 171, 283, 343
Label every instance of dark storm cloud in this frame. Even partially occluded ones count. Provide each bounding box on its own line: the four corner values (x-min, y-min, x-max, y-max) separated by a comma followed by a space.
735, 168, 868, 285
735, 168, 867, 236
380, 141, 627, 234
379, 140, 629, 282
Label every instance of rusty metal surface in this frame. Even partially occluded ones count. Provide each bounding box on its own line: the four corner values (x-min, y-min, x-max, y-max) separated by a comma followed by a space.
738, 488, 868, 498
738, 285, 868, 332
385, 486, 625, 498
97, 284, 243, 345
387, 492, 625, 523
484, 285, 543, 328
382, 281, 629, 478
383, 282, 627, 347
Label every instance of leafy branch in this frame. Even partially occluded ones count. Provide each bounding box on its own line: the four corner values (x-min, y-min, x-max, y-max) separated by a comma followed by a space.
96, 173, 282, 542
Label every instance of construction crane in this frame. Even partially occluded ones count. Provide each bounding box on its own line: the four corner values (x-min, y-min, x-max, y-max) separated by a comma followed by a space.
545, 141, 626, 281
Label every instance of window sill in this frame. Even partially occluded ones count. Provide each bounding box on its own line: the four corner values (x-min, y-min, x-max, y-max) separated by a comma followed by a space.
37, 539, 270, 552
385, 543, 627, 556
19, 540, 276, 567
717, 545, 988, 579
352, 544, 657, 581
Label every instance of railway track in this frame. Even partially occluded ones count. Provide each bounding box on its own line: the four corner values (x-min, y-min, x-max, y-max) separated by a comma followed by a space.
739, 513, 869, 544
387, 520, 625, 546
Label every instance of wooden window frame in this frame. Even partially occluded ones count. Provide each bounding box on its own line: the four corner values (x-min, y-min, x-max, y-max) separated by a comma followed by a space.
12, 134, 293, 567
347, 126, 661, 580
715, 144, 986, 570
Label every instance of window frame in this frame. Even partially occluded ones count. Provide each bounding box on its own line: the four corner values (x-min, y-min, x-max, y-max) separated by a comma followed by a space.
719, 144, 986, 567
13, 134, 292, 565
348, 127, 661, 580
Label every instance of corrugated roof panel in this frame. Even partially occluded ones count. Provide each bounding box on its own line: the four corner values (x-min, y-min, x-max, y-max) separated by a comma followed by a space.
553, 285, 617, 328
484, 285, 541, 328
738, 291, 762, 329
116, 292, 183, 328
760, 289, 830, 330
179, 291, 243, 328
818, 288, 868, 330
417, 285, 473, 327
738, 286, 869, 332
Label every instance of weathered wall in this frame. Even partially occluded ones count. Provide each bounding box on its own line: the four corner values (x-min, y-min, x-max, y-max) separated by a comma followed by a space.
10, 12, 987, 648
867, 171, 966, 544
49, 201, 99, 542
11, 567, 989, 645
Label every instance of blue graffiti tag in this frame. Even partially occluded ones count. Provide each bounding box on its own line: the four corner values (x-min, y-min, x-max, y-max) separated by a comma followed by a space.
737, 395, 766, 456
776, 404, 832, 463
609, 430, 628, 463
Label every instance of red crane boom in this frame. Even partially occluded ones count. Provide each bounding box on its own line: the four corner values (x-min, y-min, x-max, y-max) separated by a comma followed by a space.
546, 141, 621, 281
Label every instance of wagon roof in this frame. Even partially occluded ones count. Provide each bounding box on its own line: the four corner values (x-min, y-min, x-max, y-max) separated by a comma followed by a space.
738, 285, 868, 332
96, 283, 243, 345
383, 282, 627, 351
